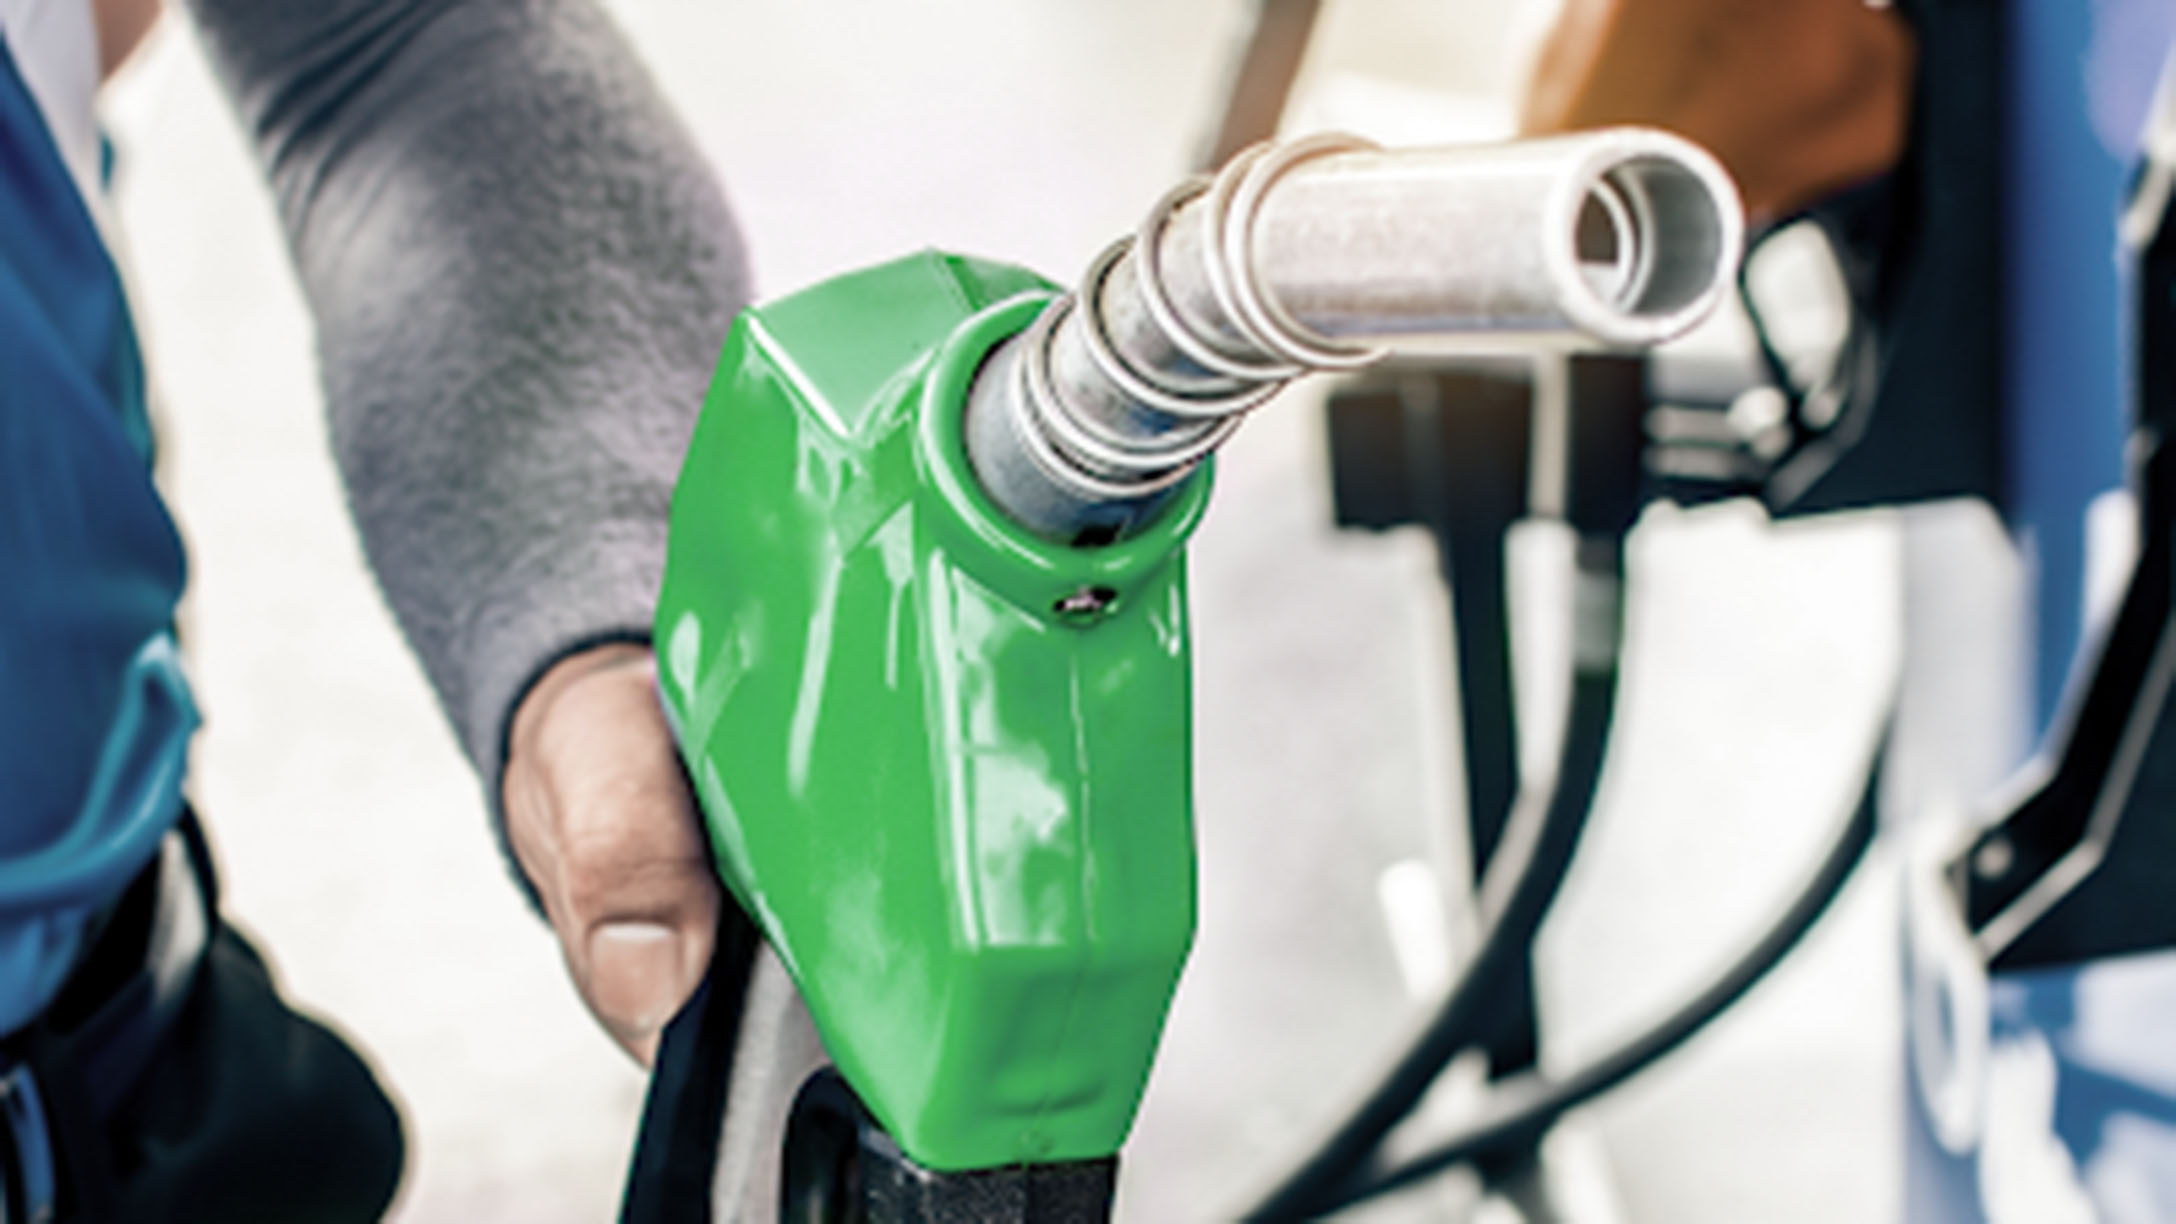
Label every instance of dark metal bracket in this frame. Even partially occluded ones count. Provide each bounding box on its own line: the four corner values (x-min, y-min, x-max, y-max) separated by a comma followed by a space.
780, 1069, 1117, 1224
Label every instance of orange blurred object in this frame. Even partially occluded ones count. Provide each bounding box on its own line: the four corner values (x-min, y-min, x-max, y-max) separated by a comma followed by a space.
1522, 0, 1917, 223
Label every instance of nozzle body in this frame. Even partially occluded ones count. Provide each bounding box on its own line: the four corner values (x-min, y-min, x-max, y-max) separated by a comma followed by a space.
655, 254, 1202, 1174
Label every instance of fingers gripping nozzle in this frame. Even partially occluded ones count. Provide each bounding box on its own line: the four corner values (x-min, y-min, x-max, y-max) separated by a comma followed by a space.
964, 128, 1745, 543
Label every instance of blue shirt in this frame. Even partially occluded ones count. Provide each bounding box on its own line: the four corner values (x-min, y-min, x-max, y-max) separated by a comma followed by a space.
0, 30, 196, 1036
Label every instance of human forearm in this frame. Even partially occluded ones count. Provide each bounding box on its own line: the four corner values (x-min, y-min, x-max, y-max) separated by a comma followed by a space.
179, 0, 749, 818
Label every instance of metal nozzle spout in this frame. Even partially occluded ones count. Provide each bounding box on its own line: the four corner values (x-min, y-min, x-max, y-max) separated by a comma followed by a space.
965, 127, 1746, 544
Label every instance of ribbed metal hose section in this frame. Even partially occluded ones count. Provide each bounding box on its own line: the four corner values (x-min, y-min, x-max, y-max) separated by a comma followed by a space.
964, 127, 1744, 543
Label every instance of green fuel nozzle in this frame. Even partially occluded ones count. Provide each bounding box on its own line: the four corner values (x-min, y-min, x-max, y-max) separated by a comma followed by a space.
653, 129, 1741, 1176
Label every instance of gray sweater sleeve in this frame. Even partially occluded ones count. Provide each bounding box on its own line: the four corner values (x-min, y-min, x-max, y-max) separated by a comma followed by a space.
179, 0, 749, 871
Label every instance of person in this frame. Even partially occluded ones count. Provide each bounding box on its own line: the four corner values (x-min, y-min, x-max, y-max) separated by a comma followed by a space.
2, 0, 746, 1217
1522, 0, 1914, 222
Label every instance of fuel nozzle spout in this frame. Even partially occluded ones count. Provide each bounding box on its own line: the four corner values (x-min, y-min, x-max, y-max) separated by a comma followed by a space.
964, 127, 1745, 544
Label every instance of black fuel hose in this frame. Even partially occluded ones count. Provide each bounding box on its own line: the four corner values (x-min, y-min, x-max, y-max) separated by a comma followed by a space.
1241, 586, 1623, 1220
620, 902, 761, 1224
1320, 743, 1884, 1213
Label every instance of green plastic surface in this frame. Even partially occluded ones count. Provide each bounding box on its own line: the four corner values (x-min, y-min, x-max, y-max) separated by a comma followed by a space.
655, 251, 1207, 1170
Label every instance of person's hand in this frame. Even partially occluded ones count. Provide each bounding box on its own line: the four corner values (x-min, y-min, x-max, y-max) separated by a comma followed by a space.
91, 0, 163, 79
1521, 0, 1916, 222
503, 642, 720, 1066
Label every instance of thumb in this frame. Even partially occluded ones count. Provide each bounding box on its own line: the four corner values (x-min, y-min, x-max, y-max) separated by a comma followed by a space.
503, 644, 722, 1065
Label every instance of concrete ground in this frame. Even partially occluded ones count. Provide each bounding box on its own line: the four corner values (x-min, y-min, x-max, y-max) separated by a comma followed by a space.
103, 2, 1912, 1220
